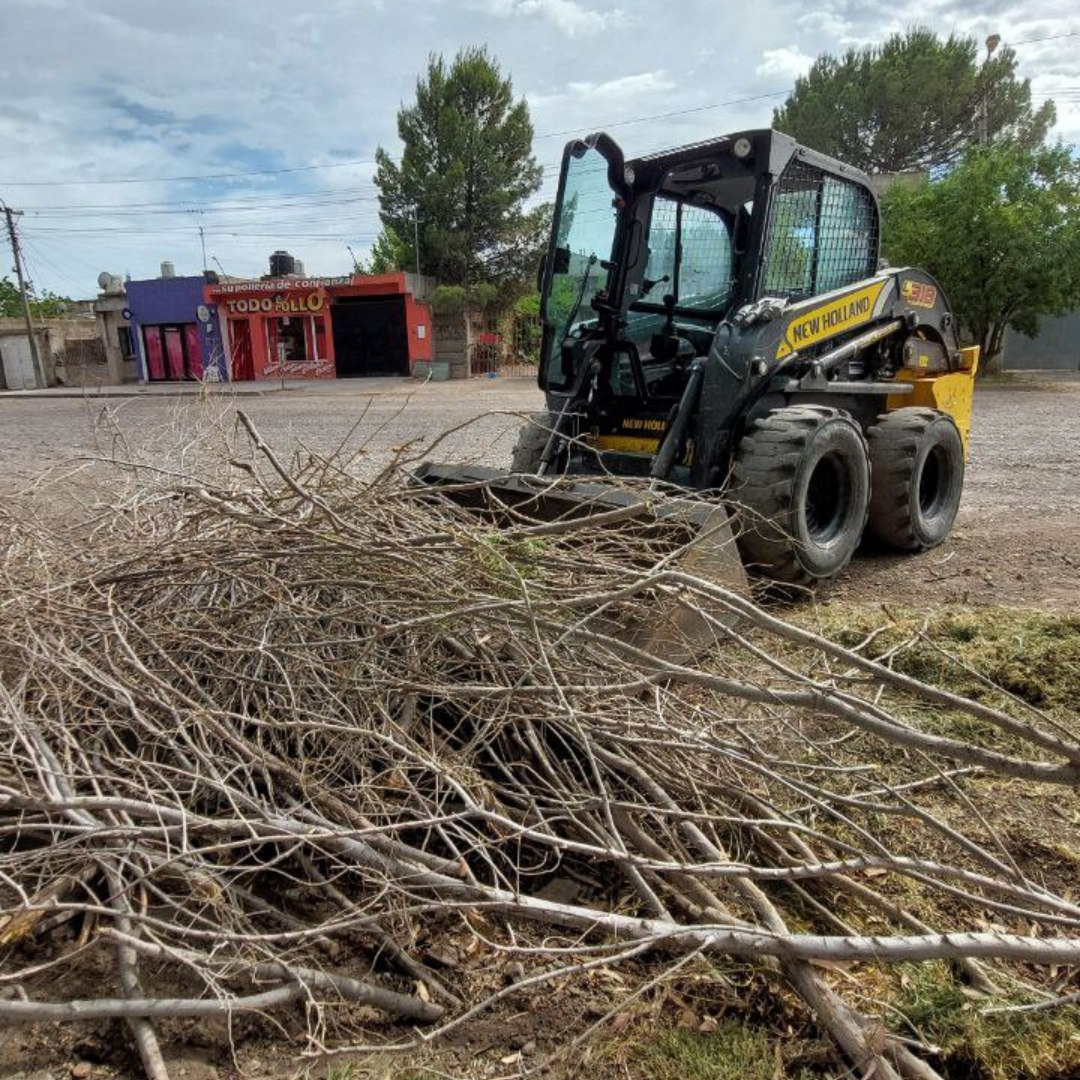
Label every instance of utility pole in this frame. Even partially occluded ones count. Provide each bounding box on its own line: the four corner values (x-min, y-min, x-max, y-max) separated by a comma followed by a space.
2, 202, 45, 388
188, 210, 208, 271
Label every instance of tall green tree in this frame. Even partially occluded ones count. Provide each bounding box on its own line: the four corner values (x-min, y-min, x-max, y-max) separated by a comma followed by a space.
374, 47, 546, 286
773, 29, 1056, 173
881, 142, 1080, 370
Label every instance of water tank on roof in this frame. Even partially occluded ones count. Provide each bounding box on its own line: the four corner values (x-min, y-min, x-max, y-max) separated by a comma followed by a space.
160, 261, 176, 279
269, 250, 296, 277
293, 259, 305, 277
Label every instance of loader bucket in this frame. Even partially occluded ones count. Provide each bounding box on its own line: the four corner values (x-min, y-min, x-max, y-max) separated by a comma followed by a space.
413, 463, 748, 664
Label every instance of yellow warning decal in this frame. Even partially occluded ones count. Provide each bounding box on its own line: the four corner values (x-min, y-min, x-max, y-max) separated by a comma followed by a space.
775, 280, 887, 360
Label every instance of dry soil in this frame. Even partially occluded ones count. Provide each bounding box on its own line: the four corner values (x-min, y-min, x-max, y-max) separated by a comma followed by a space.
1, 372, 1077, 610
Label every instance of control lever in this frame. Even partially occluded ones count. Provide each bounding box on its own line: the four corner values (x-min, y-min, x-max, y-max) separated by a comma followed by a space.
641, 273, 670, 298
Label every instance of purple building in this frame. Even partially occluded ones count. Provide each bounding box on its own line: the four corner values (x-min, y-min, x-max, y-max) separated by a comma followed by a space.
125, 269, 226, 382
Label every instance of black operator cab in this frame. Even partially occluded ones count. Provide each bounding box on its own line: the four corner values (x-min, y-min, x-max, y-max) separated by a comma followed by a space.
537, 130, 881, 479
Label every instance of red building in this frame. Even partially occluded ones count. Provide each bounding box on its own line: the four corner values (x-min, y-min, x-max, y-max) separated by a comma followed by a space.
206, 273, 433, 380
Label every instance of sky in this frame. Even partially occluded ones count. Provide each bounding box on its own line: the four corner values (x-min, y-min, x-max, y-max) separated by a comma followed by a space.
1, 0, 1077, 298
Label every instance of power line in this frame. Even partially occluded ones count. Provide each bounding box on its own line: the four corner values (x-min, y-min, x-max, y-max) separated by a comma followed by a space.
18, 237, 87, 298
19, 186, 380, 213
25, 198, 381, 221
3, 28, 1079, 193
0, 157, 378, 188
1010, 30, 1080, 46
23, 227, 123, 277
26, 227, 385, 240
2, 89, 790, 191
533, 89, 791, 139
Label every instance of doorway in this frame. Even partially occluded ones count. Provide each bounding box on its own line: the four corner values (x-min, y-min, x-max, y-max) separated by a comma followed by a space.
331, 296, 409, 377
229, 319, 254, 381
142, 324, 203, 381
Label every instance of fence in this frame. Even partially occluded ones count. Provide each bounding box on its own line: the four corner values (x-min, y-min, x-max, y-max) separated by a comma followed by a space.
467, 312, 542, 379
55, 336, 108, 387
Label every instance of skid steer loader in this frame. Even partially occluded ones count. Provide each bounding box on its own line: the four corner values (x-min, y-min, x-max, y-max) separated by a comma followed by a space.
419, 128, 978, 588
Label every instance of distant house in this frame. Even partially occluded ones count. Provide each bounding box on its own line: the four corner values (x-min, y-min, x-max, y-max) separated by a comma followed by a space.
125, 269, 226, 383
93, 273, 136, 383
206, 270, 435, 381
0, 316, 103, 390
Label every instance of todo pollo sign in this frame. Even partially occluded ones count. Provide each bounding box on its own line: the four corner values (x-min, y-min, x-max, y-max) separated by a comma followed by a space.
224, 293, 326, 315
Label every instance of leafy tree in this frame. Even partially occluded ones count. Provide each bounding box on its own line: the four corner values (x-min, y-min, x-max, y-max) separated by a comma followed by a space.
374, 47, 546, 286
512, 291, 543, 361
0, 276, 22, 317
774, 29, 1056, 173
357, 227, 411, 275
429, 283, 503, 314
555, 192, 578, 247
881, 142, 1080, 371
0, 276, 72, 318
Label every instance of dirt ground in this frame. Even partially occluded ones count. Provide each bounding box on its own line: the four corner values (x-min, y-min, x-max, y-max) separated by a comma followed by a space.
824, 373, 1080, 610
1, 376, 1078, 1080
2, 372, 1077, 611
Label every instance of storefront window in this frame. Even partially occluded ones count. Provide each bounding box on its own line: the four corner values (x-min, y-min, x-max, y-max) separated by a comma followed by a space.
270, 317, 308, 365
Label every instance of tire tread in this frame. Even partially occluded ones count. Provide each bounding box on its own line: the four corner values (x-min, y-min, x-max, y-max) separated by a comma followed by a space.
733, 405, 868, 585
866, 407, 963, 551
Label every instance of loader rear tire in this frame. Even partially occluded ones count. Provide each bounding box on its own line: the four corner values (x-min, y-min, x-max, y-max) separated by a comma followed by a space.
510, 413, 557, 474
866, 407, 964, 551
732, 405, 870, 586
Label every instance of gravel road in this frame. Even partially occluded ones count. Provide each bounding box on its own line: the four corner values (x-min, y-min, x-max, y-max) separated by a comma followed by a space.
2, 373, 1077, 609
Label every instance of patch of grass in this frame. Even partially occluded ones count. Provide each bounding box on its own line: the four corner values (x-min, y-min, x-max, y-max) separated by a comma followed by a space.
323, 1063, 438, 1080
633, 1023, 812, 1080
480, 532, 548, 582
806, 605, 1080, 715
894, 963, 1080, 1080
324, 1065, 361, 1080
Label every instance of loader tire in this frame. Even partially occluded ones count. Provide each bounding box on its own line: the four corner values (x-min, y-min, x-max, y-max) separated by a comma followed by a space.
732, 405, 870, 585
866, 407, 964, 551
510, 413, 556, 474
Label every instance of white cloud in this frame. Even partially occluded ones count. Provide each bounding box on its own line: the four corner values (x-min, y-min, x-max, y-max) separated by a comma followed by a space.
565, 71, 676, 98
755, 45, 815, 81
795, 10, 852, 38
481, 0, 620, 35
1, 0, 1078, 295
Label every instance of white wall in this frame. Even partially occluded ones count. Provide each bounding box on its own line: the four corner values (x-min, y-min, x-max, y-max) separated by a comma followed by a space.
0, 334, 39, 390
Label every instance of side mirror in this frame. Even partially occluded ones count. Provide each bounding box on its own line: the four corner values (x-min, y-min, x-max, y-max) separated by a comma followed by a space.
536, 255, 547, 292
552, 246, 571, 274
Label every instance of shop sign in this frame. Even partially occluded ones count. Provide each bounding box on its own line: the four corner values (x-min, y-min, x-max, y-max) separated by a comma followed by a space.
224, 293, 326, 315
214, 277, 351, 294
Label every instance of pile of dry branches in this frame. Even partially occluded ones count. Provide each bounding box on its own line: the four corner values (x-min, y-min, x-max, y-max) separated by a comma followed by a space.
1, 411, 1078, 1080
